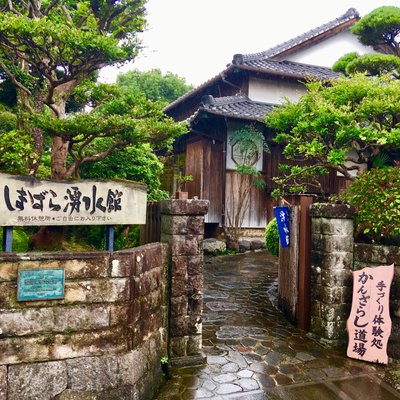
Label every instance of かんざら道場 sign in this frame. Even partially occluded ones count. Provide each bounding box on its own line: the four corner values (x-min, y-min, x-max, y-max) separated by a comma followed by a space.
0, 173, 146, 226
347, 264, 394, 364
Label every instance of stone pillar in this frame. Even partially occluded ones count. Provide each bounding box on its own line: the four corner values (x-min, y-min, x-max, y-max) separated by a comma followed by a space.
160, 199, 209, 366
310, 204, 355, 345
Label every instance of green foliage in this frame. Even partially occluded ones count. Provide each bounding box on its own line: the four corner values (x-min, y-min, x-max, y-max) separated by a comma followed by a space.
175, 174, 193, 192
0, 227, 29, 252
341, 167, 400, 242
351, 6, 400, 56
332, 52, 359, 74
0, 130, 37, 173
33, 88, 187, 179
81, 140, 169, 201
230, 125, 269, 167
334, 53, 400, 76
265, 218, 279, 256
346, 53, 400, 76
0, 110, 17, 132
266, 74, 400, 196
117, 69, 193, 104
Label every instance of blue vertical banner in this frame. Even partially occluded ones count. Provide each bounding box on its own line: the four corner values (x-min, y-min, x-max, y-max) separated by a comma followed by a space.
274, 206, 290, 248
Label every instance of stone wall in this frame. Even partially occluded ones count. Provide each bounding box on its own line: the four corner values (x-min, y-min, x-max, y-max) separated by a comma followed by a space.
160, 199, 208, 366
310, 204, 355, 345
0, 243, 169, 400
310, 204, 400, 358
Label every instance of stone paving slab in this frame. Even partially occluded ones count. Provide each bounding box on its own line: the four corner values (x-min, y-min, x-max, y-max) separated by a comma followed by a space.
155, 251, 400, 400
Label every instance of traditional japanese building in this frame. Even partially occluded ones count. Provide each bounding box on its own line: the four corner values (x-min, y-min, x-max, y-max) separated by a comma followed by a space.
165, 8, 375, 233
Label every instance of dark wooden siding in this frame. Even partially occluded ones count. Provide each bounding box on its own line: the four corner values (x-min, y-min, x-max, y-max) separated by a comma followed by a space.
186, 141, 203, 198
186, 139, 223, 224
264, 142, 341, 196
203, 140, 223, 224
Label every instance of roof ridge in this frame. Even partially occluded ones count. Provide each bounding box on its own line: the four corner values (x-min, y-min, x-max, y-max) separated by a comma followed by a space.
201, 94, 278, 108
201, 94, 248, 107
232, 8, 360, 64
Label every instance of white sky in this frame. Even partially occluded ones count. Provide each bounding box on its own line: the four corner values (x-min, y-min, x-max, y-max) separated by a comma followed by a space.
100, 0, 398, 87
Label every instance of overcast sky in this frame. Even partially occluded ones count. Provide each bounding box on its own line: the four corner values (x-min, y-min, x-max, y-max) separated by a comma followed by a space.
100, 0, 398, 87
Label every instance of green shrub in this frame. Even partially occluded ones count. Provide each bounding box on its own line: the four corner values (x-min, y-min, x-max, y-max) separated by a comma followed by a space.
0, 227, 29, 252
265, 218, 279, 256
0, 111, 17, 133
341, 167, 400, 242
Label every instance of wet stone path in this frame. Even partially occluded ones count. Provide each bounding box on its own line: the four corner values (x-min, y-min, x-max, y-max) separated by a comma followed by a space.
155, 251, 400, 400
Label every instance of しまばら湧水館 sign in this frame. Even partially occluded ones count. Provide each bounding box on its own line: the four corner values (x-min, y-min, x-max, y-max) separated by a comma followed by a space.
0, 173, 146, 226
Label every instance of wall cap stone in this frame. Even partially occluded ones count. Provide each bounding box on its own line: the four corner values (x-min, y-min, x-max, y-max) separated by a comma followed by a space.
310, 203, 355, 219
160, 199, 209, 216
0, 251, 109, 262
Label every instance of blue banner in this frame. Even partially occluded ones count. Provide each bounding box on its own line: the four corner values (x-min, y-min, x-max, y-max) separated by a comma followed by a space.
274, 206, 290, 248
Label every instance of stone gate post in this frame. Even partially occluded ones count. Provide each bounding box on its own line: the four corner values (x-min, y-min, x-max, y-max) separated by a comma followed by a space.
160, 199, 209, 366
310, 204, 355, 344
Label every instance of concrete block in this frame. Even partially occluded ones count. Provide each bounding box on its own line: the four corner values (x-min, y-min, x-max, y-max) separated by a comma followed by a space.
51, 329, 127, 360
159, 199, 209, 216
187, 335, 202, 355
170, 336, 189, 357
0, 262, 17, 282
170, 235, 203, 256
312, 218, 354, 236
64, 278, 129, 304
161, 215, 204, 235
321, 269, 352, 288
119, 347, 149, 386
54, 305, 110, 332
320, 287, 344, 304
312, 234, 354, 253
170, 296, 188, 317
0, 308, 54, 336
67, 356, 119, 392
0, 366, 6, 400
0, 336, 51, 365
8, 361, 67, 400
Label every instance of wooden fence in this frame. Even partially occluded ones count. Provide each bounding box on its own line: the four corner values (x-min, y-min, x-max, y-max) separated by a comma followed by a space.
140, 202, 161, 245
278, 195, 314, 330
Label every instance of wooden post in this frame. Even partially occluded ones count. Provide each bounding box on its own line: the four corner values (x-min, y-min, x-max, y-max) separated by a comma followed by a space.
297, 196, 314, 330
278, 205, 299, 323
105, 225, 115, 251
2, 226, 13, 252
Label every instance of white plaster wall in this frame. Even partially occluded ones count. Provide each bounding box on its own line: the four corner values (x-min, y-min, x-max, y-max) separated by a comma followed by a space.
285, 30, 375, 68
248, 78, 307, 104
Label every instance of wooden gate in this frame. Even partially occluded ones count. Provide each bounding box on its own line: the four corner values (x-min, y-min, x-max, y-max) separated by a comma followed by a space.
278, 196, 314, 330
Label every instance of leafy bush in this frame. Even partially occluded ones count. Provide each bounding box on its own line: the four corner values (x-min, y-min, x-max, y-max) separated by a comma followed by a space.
341, 167, 400, 242
265, 218, 279, 256
0, 111, 17, 133
0, 227, 29, 252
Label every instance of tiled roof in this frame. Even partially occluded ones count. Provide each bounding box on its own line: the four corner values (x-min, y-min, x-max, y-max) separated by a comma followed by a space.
192, 95, 276, 123
165, 8, 357, 114
234, 8, 360, 62
233, 59, 340, 80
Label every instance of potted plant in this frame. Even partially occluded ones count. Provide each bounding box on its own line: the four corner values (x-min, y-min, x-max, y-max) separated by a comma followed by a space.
175, 174, 193, 200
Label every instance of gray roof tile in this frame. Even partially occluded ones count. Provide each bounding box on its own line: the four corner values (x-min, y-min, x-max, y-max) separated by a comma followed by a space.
233, 8, 360, 62
236, 59, 340, 80
192, 95, 276, 123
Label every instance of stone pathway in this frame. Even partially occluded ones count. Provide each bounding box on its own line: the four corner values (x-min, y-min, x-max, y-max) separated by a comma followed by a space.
155, 251, 400, 399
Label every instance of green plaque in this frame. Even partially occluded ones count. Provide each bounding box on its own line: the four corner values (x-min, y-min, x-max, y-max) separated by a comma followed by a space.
18, 269, 65, 301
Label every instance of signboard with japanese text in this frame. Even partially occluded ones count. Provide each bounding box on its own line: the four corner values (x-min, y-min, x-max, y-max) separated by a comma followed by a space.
18, 269, 65, 301
0, 173, 147, 226
347, 264, 394, 364
274, 206, 290, 248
